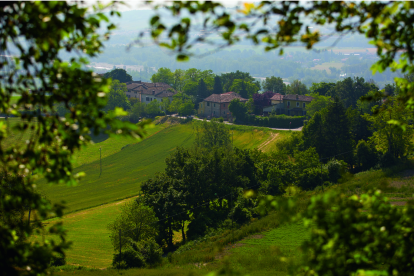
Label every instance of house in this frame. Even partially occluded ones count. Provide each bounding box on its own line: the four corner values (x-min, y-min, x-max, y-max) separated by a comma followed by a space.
283, 94, 313, 116
198, 92, 247, 119
125, 81, 176, 105
262, 93, 284, 115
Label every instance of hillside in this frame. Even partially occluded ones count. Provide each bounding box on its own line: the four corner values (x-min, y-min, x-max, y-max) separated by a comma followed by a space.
36, 119, 290, 213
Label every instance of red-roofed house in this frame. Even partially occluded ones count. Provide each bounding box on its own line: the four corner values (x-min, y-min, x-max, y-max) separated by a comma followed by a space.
125, 81, 176, 105
198, 92, 247, 119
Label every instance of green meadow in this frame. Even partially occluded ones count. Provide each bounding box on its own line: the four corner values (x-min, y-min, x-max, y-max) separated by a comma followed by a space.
28, 118, 292, 269
36, 120, 290, 213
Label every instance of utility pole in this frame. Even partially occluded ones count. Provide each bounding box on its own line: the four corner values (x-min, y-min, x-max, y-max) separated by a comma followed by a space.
99, 147, 102, 177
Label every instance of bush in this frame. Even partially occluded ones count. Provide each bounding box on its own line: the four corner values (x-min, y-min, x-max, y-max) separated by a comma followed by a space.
218, 117, 224, 123
50, 253, 66, 267
112, 248, 145, 269
379, 151, 397, 168
298, 167, 327, 190
111, 239, 162, 269
356, 140, 378, 171
326, 159, 345, 183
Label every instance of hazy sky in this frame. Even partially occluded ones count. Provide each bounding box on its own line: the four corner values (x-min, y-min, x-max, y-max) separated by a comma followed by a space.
82, 0, 244, 11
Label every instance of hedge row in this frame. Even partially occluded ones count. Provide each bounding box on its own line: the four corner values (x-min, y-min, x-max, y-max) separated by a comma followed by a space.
237, 114, 305, 128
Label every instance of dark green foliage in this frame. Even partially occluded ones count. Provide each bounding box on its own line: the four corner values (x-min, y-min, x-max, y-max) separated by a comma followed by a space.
309, 82, 335, 96
112, 248, 145, 269
326, 159, 344, 183
356, 140, 378, 171
0, 2, 149, 275
379, 151, 397, 169
104, 69, 133, 83
298, 167, 326, 190
194, 120, 231, 149
197, 78, 209, 103
303, 98, 354, 164
104, 80, 131, 111
247, 114, 304, 128
213, 75, 223, 94
50, 253, 66, 267
229, 98, 248, 123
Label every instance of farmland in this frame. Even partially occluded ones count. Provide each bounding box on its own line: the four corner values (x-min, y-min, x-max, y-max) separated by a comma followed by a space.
311, 62, 344, 74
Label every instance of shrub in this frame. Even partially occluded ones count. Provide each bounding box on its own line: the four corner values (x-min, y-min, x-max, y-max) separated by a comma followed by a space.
112, 248, 145, 269
379, 151, 397, 168
356, 140, 378, 171
50, 253, 66, 267
218, 117, 224, 123
326, 159, 345, 183
298, 167, 327, 190
111, 239, 162, 269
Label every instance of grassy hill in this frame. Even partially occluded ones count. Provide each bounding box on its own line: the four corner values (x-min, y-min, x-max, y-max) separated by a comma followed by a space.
36, 119, 290, 213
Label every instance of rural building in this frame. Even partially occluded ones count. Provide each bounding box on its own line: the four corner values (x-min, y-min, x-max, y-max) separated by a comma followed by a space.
125, 81, 176, 104
283, 94, 313, 116
263, 93, 284, 115
262, 94, 313, 116
198, 92, 247, 119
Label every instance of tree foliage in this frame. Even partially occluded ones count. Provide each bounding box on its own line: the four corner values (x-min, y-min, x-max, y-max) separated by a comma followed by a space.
0, 2, 147, 274
104, 68, 132, 83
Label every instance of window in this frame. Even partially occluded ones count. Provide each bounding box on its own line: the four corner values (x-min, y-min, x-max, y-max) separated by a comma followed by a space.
213, 111, 215, 114
223, 111, 225, 114
161, 98, 163, 102
223, 104, 225, 108
287, 101, 290, 107
303, 103, 306, 108
146, 96, 149, 101
150, 98, 152, 101
207, 102, 210, 106
214, 103, 216, 107
296, 102, 300, 107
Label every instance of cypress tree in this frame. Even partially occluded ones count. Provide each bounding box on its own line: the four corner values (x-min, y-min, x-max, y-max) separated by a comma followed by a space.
213, 75, 223, 94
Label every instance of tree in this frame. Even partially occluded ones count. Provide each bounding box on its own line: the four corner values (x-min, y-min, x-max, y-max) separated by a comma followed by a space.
309, 82, 335, 96
305, 94, 332, 118
229, 79, 259, 99
145, 100, 162, 117
150, 67, 174, 86
168, 93, 194, 116
143, 1, 414, 125
197, 78, 209, 101
229, 98, 248, 123
129, 101, 146, 123
322, 98, 354, 164
286, 80, 308, 95
107, 199, 158, 252
221, 70, 259, 92
0, 2, 146, 275
104, 68, 132, 83
364, 97, 414, 159
194, 120, 231, 150
263, 76, 286, 94
105, 80, 131, 111
213, 75, 223, 94
173, 69, 185, 91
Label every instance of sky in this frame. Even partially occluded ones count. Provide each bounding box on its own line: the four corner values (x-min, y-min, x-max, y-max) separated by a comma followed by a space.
81, 0, 245, 11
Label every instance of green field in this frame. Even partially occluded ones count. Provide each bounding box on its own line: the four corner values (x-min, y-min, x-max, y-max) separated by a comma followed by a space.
311, 62, 344, 74
30, 119, 291, 268
37, 120, 290, 213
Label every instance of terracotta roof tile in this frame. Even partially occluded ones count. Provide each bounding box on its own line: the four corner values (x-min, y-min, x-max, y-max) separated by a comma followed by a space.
283, 94, 314, 102
203, 92, 247, 103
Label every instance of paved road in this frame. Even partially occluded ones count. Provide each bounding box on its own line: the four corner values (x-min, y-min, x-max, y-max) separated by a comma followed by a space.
169, 115, 303, 131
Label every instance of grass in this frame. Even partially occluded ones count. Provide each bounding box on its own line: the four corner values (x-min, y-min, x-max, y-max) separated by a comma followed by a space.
36, 123, 196, 213
71, 123, 167, 168
36, 120, 291, 213
311, 62, 344, 74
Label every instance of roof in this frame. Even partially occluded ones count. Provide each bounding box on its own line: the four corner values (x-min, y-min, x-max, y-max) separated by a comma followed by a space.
203, 92, 248, 103
270, 93, 283, 101
283, 94, 314, 102
125, 81, 176, 97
